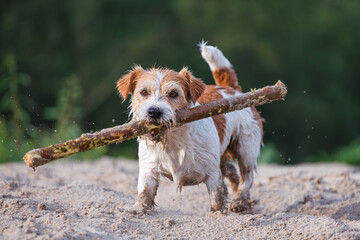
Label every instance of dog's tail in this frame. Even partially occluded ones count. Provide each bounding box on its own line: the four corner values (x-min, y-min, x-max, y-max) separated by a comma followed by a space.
200, 41, 264, 145
199, 41, 241, 91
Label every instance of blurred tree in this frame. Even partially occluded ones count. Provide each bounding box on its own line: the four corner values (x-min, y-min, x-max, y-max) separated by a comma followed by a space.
0, 0, 359, 164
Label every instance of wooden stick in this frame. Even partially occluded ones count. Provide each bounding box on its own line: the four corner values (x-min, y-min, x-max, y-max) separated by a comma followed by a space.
24, 81, 287, 170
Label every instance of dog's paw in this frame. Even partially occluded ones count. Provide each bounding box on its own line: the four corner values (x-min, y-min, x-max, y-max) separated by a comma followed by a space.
129, 202, 154, 215
229, 201, 251, 213
210, 204, 229, 214
229, 195, 256, 214
207, 208, 229, 217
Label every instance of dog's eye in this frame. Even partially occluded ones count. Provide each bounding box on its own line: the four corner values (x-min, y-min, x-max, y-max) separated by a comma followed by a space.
168, 91, 178, 98
140, 89, 149, 96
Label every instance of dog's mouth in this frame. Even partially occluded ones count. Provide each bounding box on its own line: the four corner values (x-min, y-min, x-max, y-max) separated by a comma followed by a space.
144, 120, 167, 143
150, 129, 159, 137
142, 117, 173, 143
147, 129, 166, 143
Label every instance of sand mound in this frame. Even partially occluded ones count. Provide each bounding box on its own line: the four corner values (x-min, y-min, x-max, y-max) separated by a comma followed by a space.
1, 158, 359, 239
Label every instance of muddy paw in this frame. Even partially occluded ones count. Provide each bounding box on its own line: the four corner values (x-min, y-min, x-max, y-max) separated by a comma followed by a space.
210, 204, 229, 215
129, 202, 154, 215
229, 196, 253, 213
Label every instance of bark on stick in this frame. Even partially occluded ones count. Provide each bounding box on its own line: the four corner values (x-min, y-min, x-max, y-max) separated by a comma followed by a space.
24, 81, 287, 170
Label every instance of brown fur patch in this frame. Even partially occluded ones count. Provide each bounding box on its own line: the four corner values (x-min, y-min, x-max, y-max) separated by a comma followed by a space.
198, 86, 226, 143
251, 107, 264, 144
220, 160, 239, 193
179, 68, 206, 104
212, 115, 226, 144
198, 86, 223, 102
117, 67, 145, 101
212, 67, 241, 91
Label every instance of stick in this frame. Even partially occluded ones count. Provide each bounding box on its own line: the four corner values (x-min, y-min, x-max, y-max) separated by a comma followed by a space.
24, 81, 287, 170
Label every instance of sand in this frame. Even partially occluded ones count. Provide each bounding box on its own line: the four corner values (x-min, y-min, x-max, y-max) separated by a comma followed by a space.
0, 157, 359, 239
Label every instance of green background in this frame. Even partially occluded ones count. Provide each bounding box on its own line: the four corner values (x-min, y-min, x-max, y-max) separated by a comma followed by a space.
1, 0, 359, 165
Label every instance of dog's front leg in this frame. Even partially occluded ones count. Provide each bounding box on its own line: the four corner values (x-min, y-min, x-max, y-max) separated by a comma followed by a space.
205, 170, 228, 212
133, 163, 160, 214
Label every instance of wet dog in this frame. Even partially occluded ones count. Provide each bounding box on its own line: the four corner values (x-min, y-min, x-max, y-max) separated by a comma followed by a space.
117, 42, 263, 213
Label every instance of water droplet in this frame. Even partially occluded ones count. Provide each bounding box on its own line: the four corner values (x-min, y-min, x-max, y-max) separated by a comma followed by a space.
287, 157, 291, 162
54, 130, 57, 133
303, 90, 306, 94
311, 126, 314, 130
282, 134, 286, 137
92, 122, 95, 125
10, 149, 13, 152
272, 131, 275, 135
280, 154, 283, 158
307, 135, 311, 139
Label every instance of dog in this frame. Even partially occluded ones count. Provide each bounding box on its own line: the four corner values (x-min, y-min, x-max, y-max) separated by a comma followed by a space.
116, 42, 263, 213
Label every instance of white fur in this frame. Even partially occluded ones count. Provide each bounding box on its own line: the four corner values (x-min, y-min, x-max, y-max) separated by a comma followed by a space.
199, 41, 231, 71
138, 118, 221, 192
155, 71, 164, 88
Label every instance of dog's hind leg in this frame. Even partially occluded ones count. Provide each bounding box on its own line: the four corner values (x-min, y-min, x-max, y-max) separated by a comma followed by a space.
220, 155, 239, 193
229, 120, 261, 213
229, 154, 255, 213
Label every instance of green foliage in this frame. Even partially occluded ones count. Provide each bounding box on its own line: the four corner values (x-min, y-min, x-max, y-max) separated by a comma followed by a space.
258, 144, 281, 165
334, 138, 360, 165
0, 55, 107, 163
0, 0, 359, 164
306, 138, 360, 166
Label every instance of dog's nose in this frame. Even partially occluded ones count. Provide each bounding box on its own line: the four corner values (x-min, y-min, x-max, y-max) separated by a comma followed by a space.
147, 107, 162, 119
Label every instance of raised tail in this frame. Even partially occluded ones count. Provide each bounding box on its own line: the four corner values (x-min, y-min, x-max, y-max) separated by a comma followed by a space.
200, 41, 264, 144
199, 41, 241, 91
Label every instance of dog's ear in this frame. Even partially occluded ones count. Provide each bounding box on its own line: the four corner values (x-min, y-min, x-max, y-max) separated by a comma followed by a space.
180, 67, 206, 104
116, 66, 144, 101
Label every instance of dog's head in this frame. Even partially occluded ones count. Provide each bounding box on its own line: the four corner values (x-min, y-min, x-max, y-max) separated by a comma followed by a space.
117, 66, 206, 128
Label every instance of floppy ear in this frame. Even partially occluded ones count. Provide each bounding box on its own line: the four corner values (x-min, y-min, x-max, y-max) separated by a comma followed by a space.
179, 67, 206, 104
116, 66, 144, 101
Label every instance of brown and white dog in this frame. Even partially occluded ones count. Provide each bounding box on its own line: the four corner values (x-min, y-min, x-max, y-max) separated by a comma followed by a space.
117, 42, 263, 213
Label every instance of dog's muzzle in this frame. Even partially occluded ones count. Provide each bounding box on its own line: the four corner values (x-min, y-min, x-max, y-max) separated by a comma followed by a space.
146, 107, 166, 142
147, 107, 163, 120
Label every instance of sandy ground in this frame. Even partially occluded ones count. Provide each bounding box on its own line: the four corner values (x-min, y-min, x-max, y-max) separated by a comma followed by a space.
0, 158, 359, 240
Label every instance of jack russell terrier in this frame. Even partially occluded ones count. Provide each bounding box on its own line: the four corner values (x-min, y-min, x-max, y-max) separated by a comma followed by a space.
117, 42, 263, 213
